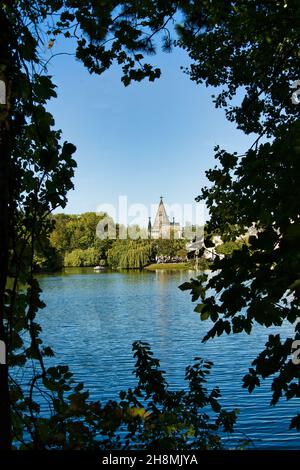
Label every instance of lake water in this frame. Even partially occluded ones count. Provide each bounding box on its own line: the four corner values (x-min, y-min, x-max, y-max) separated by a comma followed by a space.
37, 268, 300, 449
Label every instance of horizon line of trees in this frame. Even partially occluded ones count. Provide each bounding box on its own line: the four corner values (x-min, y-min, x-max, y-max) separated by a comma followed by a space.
33, 212, 245, 271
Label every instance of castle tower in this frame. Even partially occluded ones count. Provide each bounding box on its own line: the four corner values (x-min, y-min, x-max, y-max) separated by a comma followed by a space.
152, 196, 170, 239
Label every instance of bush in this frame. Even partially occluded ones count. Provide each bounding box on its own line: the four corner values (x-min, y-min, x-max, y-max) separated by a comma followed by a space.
64, 247, 99, 267
33, 247, 62, 272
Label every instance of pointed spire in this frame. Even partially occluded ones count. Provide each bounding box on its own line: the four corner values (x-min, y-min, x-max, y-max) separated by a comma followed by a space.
152, 196, 170, 238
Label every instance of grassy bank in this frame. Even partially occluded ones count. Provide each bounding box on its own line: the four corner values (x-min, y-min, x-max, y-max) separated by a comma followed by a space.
144, 262, 194, 271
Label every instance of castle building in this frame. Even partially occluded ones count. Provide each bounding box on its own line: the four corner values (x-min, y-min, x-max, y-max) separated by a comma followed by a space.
148, 197, 182, 239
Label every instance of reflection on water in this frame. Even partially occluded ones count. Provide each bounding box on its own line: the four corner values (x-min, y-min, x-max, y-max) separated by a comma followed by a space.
37, 268, 300, 448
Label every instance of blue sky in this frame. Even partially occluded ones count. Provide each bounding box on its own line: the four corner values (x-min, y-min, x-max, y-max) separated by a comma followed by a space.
47, 41, 254, 223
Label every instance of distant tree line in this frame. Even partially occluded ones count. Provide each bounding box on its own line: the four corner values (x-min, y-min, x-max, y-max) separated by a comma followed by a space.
33, 212, 189, 271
